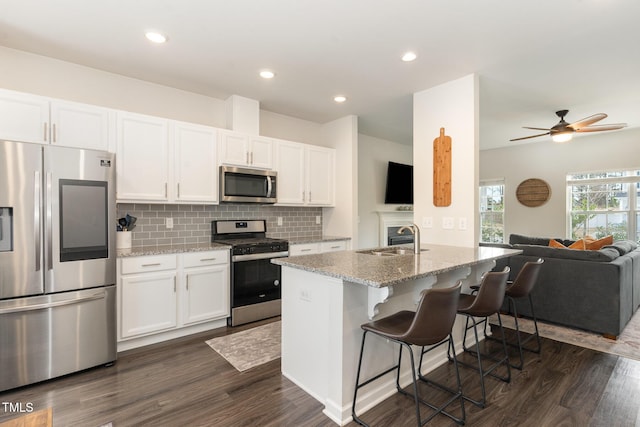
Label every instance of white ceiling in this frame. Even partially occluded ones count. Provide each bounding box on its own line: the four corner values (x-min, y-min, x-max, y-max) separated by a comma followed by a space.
1, 0, 638, 150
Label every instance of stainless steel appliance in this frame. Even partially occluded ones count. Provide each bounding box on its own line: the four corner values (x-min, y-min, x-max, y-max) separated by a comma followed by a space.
211, 220, 288, 326
219, 166, 277, 204
0, 140, 116, 392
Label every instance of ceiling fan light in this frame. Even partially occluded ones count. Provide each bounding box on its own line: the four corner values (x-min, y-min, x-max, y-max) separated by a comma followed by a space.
552, 132, 573, 143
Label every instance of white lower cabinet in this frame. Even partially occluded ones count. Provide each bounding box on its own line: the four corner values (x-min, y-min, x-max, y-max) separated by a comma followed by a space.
181, 251, 230, 325
121, 270, 178, 338
118, 250, 230, 349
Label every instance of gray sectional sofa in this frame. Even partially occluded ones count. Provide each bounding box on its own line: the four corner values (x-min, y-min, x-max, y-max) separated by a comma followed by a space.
483, 234, 640, 338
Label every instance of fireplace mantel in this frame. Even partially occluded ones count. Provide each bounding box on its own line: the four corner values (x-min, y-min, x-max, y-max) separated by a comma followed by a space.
376, 211, 414, 246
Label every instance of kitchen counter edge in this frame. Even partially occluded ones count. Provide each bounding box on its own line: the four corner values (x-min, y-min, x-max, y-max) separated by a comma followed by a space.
117, 242, 231, 258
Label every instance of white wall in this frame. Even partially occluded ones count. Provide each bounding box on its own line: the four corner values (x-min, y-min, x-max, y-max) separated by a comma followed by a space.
413, 74, 479, 247
357, 134, 412, 249
0, 46, 323, 145
480, 127, 640, 239
322, 116, 358, 246
260, 110, 323, 146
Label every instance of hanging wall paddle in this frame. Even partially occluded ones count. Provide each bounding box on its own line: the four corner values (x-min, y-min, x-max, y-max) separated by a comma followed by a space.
433, 127, 452, 207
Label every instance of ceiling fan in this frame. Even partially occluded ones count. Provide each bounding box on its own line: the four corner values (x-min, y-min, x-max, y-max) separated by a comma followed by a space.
510, 110, 627, 143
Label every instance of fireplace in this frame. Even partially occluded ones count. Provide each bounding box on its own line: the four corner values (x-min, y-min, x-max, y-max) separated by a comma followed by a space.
376, 211, 414, 247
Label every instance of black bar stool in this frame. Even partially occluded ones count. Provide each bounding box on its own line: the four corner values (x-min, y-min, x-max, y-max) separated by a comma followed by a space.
484, 258, 544, 369
450, 267, 511, 408
352, 282, 465, 426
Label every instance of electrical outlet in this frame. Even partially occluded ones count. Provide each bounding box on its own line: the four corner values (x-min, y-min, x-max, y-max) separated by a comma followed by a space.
422, 216, 433, 228
300, 289, 312, 302
458, 217, 467, 230
277, 217, 283, 226
442, 217, 454, 229
166, 218, 173, 229
316, 216, 321, 225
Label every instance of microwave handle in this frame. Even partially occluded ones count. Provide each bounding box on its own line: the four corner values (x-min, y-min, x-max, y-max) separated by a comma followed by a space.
267, 176, 273, 197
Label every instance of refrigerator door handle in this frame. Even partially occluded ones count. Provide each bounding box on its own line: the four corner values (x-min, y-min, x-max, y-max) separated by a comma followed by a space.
0, 291, 106, 315
46, 172, 53, 271
34, 171, 41, 272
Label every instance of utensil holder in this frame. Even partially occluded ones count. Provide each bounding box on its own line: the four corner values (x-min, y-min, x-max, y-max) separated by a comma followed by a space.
117, 231, 132, 249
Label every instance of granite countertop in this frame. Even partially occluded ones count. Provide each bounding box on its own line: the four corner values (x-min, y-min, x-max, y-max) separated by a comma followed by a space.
286, 235, 351, 245
117, 242, 231, 258
272, 244, 521, 288
117, 235, 351, 258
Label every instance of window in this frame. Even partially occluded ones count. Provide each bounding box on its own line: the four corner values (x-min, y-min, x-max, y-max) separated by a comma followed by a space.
479, 180, 505, 243
567, 170, 640, 242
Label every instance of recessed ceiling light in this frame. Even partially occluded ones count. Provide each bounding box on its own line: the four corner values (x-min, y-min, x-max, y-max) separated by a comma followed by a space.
334, 95, 347, 103
401, 51, 417, 62
145, 32, 167, 44
259, 70, 275, 79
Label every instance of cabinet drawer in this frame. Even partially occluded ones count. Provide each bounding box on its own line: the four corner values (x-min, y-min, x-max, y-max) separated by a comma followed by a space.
183, 250, 230, 268
121, 254, 177, 274
289, 243, 320, 256
320, 240, 347, 252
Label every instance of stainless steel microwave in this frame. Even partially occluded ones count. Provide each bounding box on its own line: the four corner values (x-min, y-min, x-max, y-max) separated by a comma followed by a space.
220, 166, 277, 203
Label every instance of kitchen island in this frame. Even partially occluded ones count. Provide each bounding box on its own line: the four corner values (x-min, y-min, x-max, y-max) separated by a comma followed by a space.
272, 244, 520, 425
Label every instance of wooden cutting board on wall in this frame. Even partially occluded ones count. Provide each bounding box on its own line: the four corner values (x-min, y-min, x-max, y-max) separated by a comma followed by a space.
433, 127, 451, 207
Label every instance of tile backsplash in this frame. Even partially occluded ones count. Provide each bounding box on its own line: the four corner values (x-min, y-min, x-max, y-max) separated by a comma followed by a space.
116, 203, 323, 246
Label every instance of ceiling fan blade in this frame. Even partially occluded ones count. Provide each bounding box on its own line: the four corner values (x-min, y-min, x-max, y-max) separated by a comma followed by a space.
568, 113, 607, 130
523, 126, 552, 131
510, 132, 550, 141
575, 123, 627, 132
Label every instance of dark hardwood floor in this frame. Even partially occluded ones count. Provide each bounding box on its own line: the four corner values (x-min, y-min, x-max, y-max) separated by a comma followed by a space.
1, 321, 639, 426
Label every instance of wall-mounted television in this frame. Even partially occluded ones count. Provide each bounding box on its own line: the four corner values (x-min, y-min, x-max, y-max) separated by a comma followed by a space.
384, 161, 413, 204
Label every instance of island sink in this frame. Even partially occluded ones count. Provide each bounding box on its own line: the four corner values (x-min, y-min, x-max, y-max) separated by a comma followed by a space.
356, 247, 429, 256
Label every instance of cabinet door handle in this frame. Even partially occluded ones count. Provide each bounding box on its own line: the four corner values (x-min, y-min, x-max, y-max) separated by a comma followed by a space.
301, 248, 312, 252
177, 183, 180, 198
141, 263, 161, 267
200, 258, 217, 262
43, 122, 48, 142
309, 191, 312, 202
164, 183, 168, 198
246, 152, 250, 164
186, 275, 189, 291
52, 123, 56, 143
174, 276, 177, 293
250, 152, 254, 165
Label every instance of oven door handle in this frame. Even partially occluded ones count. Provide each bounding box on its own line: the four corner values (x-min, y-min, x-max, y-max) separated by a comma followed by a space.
232, 251, 289, 262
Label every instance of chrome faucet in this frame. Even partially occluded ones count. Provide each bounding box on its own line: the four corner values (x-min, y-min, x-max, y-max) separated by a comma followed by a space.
398, 223, 421, 254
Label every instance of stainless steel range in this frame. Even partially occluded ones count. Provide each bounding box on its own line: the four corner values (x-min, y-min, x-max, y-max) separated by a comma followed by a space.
211, 220, 288, 326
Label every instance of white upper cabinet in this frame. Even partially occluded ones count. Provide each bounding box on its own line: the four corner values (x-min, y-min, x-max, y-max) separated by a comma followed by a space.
274, 139, 335, 206
306, 145, 335, 206
116, 113, 218, 204
218, 130, 273, 169
0, 89, 49, 144
116, 112, 170, 202
50, 100, 110, 151
0, 88, 111, 151
173, 121, 218, 203
274, 140, 305, 205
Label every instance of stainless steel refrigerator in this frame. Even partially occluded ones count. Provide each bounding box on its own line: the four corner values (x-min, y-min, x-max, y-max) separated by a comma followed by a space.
0, 140, 116, 392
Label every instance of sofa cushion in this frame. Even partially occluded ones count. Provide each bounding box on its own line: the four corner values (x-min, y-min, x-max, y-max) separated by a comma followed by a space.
513, 244, 619, 261
603, 240, 639, 255
510, 234, 552, 246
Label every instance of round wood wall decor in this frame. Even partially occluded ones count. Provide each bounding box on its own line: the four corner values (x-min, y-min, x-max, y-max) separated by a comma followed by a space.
516, 178, 551, 207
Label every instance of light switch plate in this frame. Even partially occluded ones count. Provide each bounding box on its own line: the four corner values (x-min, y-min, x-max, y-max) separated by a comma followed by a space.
166, 218, 173, 229
277, 217, 283, 226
